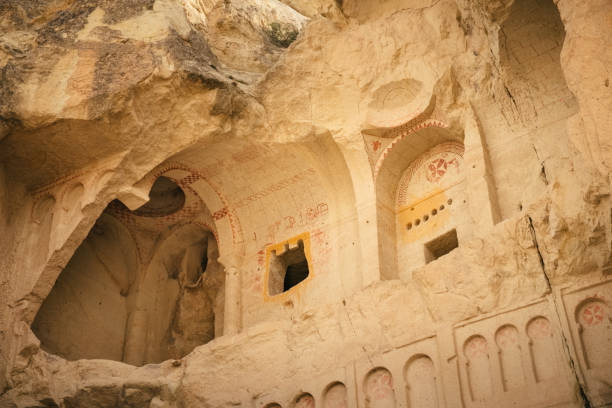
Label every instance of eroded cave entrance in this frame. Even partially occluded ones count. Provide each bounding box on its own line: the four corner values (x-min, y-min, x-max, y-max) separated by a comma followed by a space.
32, 177, 225, 365
31, 213, 138, 362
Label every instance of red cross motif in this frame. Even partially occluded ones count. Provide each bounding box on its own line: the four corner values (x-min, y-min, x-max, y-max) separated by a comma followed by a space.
582, 303, 606, 326
426, 158, 448, 182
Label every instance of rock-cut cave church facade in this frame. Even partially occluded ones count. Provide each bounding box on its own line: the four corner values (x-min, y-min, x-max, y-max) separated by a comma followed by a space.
0, 0, 611, 407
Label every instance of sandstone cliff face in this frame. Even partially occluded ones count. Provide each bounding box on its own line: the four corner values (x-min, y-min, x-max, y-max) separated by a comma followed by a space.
0, 0, 611, 407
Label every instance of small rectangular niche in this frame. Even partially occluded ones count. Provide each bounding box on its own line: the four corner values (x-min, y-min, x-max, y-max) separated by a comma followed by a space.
268, 239, 310, 296
424, 229, 458, 263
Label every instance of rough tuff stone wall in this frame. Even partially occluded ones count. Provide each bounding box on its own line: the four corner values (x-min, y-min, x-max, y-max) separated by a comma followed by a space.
0, 0, 611, 407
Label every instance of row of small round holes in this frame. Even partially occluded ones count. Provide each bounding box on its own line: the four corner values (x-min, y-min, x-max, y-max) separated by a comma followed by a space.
406, 199, 453, 230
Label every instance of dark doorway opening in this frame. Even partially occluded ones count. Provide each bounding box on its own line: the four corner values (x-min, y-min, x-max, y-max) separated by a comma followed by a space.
268, 239, 310, 295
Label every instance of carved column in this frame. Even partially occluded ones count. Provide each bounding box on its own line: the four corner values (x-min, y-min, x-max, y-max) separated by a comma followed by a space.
123, 309, 147, 365
222, 264, 241, 336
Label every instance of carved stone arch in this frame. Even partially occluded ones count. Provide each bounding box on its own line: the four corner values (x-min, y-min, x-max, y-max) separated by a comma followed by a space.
364, 367, 396, 408
575, 297, 611, 369
526, 315, 557, 382
296, 135, 362, 294
374, 120, 464, 279
148, 162, 244, 265
92, 169, 115, 197
31, 193, 56, 224
294, 392, 315, 408
403, 354, 438, 408
494, 324, 525, 391
59, 181, 85, 212
323, 381, 348, 408
463, 334, 493, 402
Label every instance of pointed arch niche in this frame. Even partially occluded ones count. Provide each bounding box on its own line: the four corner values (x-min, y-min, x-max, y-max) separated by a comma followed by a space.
375, 124, 469, 280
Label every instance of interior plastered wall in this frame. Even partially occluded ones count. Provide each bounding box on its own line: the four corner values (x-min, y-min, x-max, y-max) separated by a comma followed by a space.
9, 135, 361, 341
233, 151, 360, 327
148, 137, 364, 329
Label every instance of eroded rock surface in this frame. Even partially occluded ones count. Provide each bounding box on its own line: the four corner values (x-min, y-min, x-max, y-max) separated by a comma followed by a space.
0, 0, 611, 407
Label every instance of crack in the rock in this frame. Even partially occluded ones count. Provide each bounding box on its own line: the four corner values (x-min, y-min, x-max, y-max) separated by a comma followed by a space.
527, 215, 592, 408
532, 144, 549, 185
504, 84, 518, 110
539, 164, 549, 186
341, 300, 375, 366
527, 215, 551, 290
389, 0, 442, 18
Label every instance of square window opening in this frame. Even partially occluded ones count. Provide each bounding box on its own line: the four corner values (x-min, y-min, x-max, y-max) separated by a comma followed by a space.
268, 240, 310, 296
424, 229, 458, 263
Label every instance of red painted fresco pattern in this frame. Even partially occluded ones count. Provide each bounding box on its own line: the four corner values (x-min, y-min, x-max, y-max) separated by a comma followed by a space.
396, 142, 463, 208
311, 228, 331, 269
496, 325, 519, 348
284, 203, 329, 230
374, 119, 449, 179
233, 168, 317, 209
581, 302, 606, 326
425, 157, 459, 183
367, 369, 394, 400
149, 162, 243, 244
212, 207, 229, 220
526, 317, 552, 339
464, 336, 488, 359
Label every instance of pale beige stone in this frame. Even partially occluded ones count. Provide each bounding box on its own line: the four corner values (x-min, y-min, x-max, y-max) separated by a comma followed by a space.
0, 0, 611, 406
